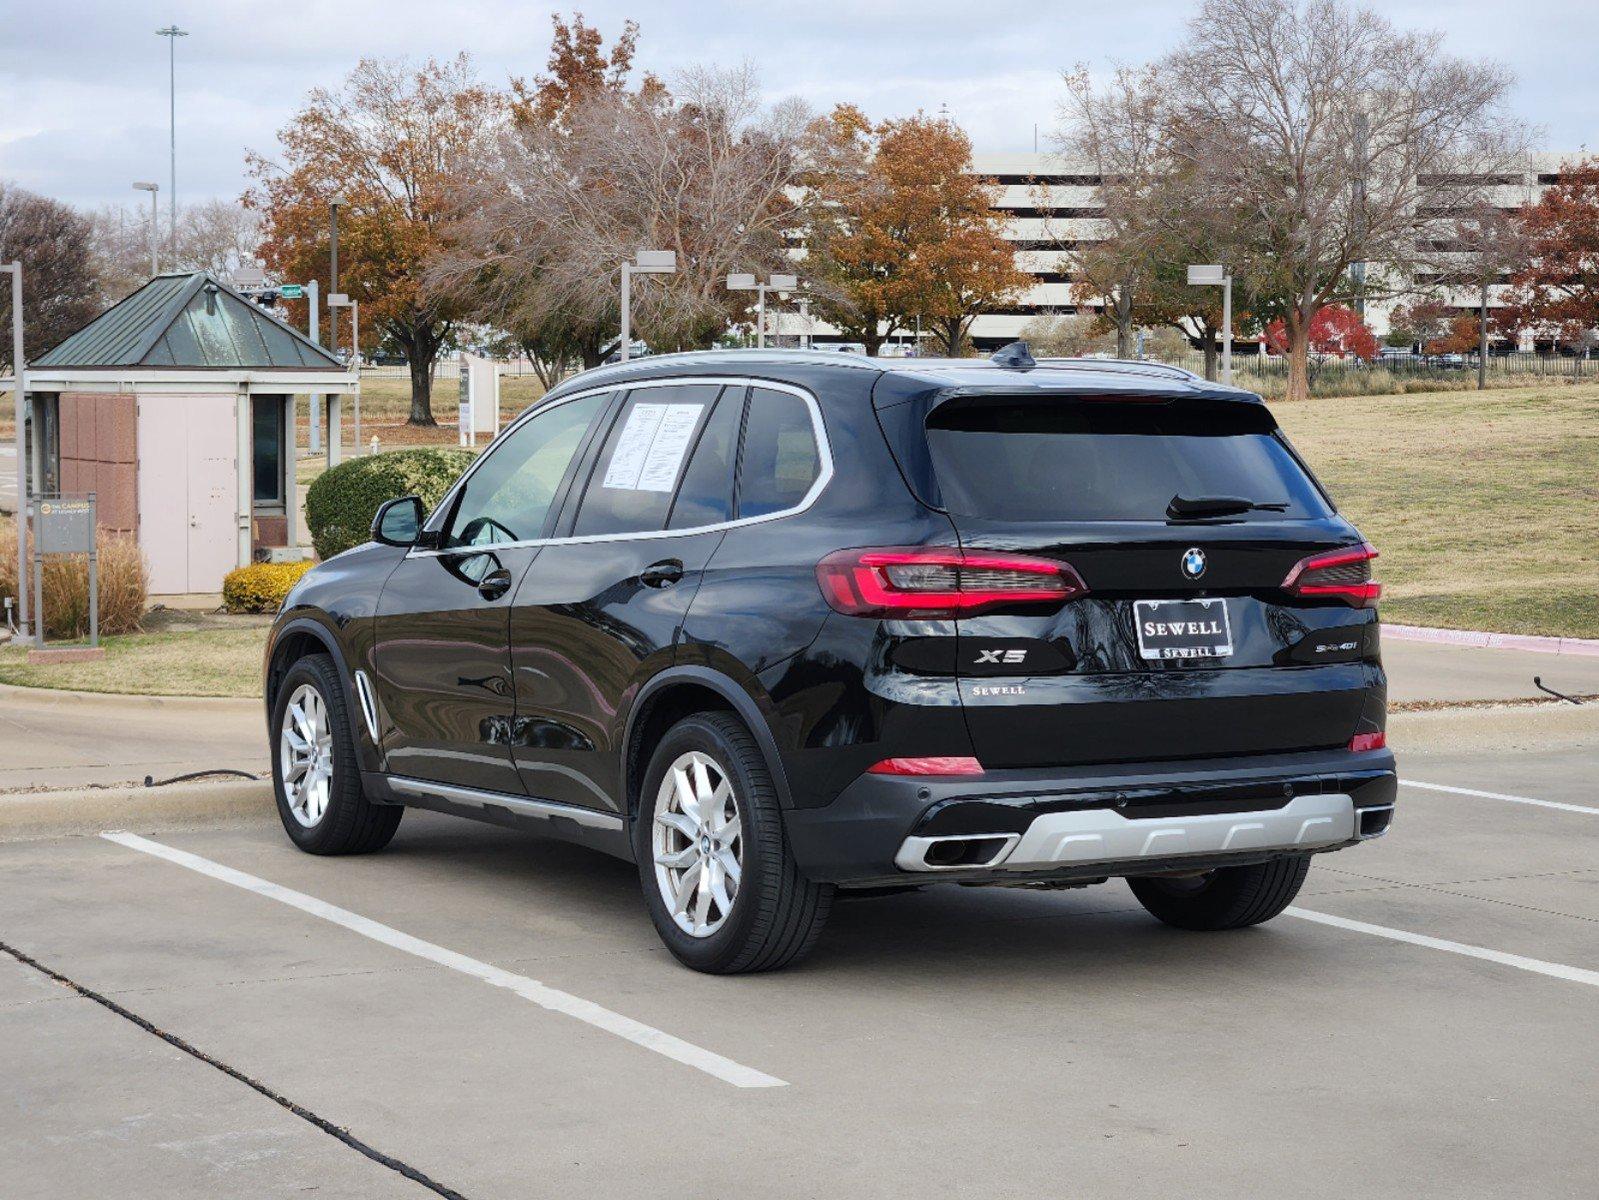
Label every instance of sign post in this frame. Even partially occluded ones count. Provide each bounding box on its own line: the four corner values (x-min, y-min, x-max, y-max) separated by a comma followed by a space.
30, 493, 102, 661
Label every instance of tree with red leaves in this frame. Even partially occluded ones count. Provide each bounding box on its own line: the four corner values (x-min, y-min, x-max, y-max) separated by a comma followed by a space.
1500, 158, 1599, 349
1265, 304, 1378, 361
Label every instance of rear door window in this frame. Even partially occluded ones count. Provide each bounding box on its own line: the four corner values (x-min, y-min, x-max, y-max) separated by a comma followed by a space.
923, 397, 1332, 522
667, 386, 743, 530
572, 384, 725, 536
737, 387, 821, 518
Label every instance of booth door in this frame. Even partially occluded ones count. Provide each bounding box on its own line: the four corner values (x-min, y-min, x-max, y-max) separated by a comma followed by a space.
137, 394, 239, 595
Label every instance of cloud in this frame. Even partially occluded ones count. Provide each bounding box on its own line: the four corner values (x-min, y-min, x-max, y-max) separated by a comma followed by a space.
2, 0, 1593, 208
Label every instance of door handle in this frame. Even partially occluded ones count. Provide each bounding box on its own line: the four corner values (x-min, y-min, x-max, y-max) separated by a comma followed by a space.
639, 558, 685, 588
477, 566, 514, 600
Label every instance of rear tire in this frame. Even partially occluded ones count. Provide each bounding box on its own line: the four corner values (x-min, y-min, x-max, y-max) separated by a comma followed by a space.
1127, 855, 1310, 930
270, 653, 403, 856
634, 712, 833, 974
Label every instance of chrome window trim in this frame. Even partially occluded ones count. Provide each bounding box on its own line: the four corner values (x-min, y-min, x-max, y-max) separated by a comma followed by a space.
409, 375, 833, 557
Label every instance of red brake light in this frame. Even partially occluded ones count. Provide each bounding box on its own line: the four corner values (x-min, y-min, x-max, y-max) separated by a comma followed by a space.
1349, 731, 1387, 752
1281, 542, 1381, 607
817, 547, 1087, 618
866, 756, 985, 777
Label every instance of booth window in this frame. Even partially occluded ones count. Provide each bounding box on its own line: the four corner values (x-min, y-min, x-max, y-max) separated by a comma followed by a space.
252, 397, 285, 505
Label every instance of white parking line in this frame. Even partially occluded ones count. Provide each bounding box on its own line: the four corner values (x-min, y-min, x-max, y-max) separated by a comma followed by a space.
1286, 908, 1599, 989
99, 831, 786, 1090
1401, 778, 1599, 816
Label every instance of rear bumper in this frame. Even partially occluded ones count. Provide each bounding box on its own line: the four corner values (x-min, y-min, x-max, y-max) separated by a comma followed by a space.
783, 747, 1396, 887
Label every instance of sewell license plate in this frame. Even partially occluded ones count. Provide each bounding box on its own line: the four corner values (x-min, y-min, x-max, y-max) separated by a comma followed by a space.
1134, 598, 1233, 660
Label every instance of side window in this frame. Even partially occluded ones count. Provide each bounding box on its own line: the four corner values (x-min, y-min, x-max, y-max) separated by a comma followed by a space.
666, 386, 743, 530
573, 384, 723, 536
737, 388, 821, 518
443, 391, 608, 548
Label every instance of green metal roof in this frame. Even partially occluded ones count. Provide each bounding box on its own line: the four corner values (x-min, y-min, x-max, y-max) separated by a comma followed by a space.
35, 272, 344, 371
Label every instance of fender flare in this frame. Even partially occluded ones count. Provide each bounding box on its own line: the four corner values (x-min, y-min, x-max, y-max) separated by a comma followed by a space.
267, 613, 383, 774
622, 665, 795, 813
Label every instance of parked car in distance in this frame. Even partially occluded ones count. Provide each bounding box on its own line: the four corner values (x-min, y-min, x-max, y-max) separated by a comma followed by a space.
263, 344, 1396, 973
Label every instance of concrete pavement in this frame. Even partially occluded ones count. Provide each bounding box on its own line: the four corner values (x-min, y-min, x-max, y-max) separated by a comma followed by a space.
0, 684, 265, 791
1382, 636, 1599, 706
2, 706, 1596, 1198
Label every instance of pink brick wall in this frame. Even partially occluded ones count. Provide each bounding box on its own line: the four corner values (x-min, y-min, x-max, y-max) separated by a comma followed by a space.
57, 392, 138, 535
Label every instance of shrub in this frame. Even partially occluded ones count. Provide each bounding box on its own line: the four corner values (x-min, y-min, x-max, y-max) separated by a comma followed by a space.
0, 512, 148, 639
223, 560, 315, 613
304, 447, 475, 560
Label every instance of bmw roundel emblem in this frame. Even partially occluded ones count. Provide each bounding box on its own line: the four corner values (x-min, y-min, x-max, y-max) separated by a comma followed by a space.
1181, 547, 1207, 579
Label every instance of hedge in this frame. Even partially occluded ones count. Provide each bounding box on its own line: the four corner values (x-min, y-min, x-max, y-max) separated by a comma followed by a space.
222, 561, 316, 613
304, 447, 475, 560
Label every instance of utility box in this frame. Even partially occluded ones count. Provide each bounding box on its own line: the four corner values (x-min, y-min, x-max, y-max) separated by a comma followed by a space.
457, 353, 501, 448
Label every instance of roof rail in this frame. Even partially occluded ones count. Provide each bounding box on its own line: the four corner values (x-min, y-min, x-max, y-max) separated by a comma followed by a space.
1034, 357, 1206, 382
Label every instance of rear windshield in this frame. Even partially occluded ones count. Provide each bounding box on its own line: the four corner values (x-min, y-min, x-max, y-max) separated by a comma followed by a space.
923, 397, 1332, 522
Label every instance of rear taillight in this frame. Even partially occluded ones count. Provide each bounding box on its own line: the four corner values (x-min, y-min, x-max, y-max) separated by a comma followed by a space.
1349, 731, 1387, 752
867, 756, 985, 776
817, 547, 1087, 618
1281, 543, 1381, 607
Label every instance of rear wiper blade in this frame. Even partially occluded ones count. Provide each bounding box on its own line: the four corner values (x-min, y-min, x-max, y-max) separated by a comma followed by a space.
1167, 494, 1289, 518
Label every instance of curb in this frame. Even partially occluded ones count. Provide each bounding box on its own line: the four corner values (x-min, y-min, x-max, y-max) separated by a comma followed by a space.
0, 681, 261, 714
1382, 623, 1599, 658
0, 779, 275, 841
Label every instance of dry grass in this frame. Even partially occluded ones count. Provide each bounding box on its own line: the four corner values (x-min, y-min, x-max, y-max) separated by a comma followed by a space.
1276, 382, 1599, 638
0, 513, 148, 639
0, 625, 269, 696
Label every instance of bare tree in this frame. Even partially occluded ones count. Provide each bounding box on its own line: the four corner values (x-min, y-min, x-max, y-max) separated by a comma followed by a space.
441, 64, 809, 365
88, 197, 262, 303
1160, 0, 1528, 401
1054, 64, 1171, 357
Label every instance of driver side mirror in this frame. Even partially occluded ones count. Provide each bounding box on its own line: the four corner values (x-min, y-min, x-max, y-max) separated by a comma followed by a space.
372, 495, 426, 547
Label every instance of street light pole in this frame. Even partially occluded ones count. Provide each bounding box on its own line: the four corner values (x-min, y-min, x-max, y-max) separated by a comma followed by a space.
5, 262, 31, 644
620, 251, 677, 361
155, 25, 187, 258
727, 272, 798, 349
328, 195, 345, 365
620, 261, 632, 362
1187, 264, 1233, 385
132, 182, 159, 276
1222, 272, 1233, 386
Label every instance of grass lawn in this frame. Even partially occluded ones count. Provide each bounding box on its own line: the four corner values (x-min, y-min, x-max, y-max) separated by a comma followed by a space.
1276, 381, 1599, 638
0, 626, 269, 697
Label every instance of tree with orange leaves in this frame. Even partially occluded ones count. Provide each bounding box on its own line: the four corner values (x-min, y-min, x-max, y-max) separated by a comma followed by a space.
509, 13, 663, 131
245, 55, 501, 424
805, 109, 1025, 356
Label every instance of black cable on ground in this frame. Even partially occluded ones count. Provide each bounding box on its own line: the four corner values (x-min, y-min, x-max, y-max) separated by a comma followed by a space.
1533, 676, 1585, 705
142, 769, 260, 787
0, 938, 469, 1200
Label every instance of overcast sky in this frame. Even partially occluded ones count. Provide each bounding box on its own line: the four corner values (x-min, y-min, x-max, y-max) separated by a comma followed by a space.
2, 0, 1594, 211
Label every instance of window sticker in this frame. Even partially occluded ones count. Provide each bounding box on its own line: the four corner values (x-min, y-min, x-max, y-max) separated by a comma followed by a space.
602, 402, 705, 492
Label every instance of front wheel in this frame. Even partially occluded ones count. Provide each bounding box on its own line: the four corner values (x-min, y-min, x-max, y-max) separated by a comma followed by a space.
634, 712, 832, 974
271, 653, 402, 855
1127, 855, 1310, 930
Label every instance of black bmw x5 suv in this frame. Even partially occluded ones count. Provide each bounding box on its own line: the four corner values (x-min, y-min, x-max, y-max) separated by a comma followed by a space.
264, 346, 1396, 973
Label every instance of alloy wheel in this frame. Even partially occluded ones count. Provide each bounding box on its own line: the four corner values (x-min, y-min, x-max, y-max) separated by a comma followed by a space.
280, 683, 334, 828
652, 751, 743, 938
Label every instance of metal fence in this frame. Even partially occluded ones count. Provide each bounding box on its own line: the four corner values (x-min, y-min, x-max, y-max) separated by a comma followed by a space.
1154, 349, 1597, 387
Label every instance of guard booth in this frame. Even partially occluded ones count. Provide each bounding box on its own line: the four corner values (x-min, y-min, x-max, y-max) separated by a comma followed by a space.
22, 272, 355, 598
